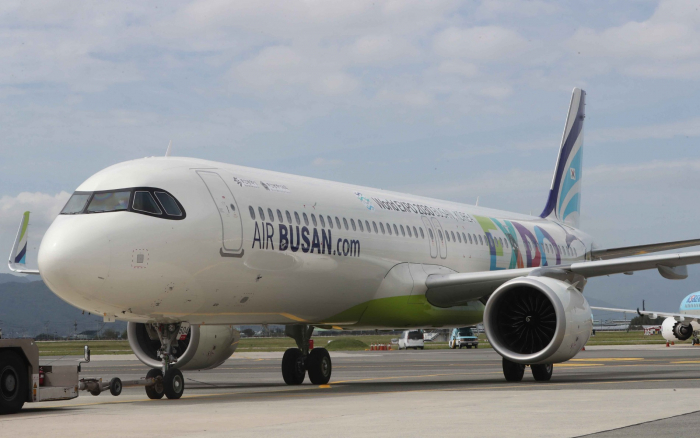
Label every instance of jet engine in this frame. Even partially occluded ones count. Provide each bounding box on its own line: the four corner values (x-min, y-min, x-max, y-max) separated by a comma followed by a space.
127, 322, 240, 370
484, 276, 592, 365
661, 317, 693, 342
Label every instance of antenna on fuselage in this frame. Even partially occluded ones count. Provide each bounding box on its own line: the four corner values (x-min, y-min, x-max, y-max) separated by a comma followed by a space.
165, 140, 172, 157
475, 196, 479, 206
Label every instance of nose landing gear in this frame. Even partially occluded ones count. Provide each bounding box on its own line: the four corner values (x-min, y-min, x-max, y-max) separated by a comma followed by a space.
282, 325, 332, 386
144, 323, 185, 400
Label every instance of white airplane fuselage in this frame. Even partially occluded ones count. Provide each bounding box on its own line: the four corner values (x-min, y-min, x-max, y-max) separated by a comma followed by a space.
38, 157, 592, 329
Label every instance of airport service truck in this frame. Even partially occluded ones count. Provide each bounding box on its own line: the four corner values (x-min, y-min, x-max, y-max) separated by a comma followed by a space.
0, 338, 123, 414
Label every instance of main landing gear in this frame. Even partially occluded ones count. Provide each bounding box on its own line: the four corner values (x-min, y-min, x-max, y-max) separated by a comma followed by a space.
502, 358, 553, 382
282, 325, 332, 385
144, 323, 185, 400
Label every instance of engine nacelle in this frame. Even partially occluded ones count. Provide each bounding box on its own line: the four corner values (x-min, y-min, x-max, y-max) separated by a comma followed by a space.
127, 322, 240, 370
484, 276, 592, 365
661, 317, 693, 342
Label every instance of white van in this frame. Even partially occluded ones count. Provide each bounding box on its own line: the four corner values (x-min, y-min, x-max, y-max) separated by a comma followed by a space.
398, 330, 424, 350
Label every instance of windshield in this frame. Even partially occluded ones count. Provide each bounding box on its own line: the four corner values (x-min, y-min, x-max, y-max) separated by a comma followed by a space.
458, 328, 474, 337
61, 193, 91, 214
407, 331, 423, 340
86, 191, 131, 213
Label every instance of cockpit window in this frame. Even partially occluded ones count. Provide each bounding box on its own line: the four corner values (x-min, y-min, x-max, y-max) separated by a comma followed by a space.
61, 187, 186, 220
61, 193, 91, 214
133, 191, 162, 215
155, 192, 183, 216
87, 191, 130, 213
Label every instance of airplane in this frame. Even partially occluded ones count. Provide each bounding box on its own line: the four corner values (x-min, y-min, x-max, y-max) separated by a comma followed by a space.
7, 87, 700, 401
593, 293, 700, 346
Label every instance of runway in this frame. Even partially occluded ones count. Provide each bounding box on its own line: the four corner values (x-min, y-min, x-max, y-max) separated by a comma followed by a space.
3, 345, 700, 437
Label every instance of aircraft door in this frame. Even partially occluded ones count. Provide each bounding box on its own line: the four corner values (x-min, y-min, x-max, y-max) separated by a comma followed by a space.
430, 217, 447, 259
421, 216, 438, 258
196, 170, 244, 255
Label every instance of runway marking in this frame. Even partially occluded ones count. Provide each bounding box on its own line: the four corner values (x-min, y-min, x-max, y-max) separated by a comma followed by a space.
571, 358, 643, 362
554, 363, 604, 367
318, 385, 331, 389
671, 360, 700, 364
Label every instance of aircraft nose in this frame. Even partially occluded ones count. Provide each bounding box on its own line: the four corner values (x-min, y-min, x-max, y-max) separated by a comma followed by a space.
38, 215, 111, 309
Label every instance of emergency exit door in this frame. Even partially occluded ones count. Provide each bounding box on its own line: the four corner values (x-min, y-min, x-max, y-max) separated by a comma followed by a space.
196, 170, 244, 255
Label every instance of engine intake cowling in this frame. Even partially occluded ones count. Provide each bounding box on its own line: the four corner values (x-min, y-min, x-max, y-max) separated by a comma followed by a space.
484, 276, 592, 365
661, 317, 693, 342
127, 322, 240, 370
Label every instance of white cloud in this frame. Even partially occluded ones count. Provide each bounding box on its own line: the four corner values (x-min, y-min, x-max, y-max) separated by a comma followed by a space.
589, 116, 700, 143
433, 26, 531, 61
567, 0, 700, 79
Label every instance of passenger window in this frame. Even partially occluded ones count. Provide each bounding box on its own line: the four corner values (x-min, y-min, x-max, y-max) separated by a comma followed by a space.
428, 228, 434, 240
468, 234, 473, 244
277, 209, 284, 223
343, 218, 349, 230
373, 222, 379, 233
311, 214, 317, 227
87, 191, 130, 213
294, 212, 301, 225
286, 211, 292, 223
358, 220, 363, 232
365, 220, 371, 233
133, 191, 162, 215
302, 212, 309, 226
505, 239, 509, 248
335, 217, 341, 229
258, 207, 265, 221
249, 206, 256, 220
451, 231, 456, 242
478, 235, 483, 245
407, 226, 412, 237
400, 225, 405, 236
350, 219, 356, 231
328, 216, 333, 228
438, 230, 444, 241
61, 193, 91, 214
380, 223, 385, 234
393, 224, 399, 235
445, 231, 450, 242
387, 223, 392, 235
457, 232, 461, 243
154, 192, 183, 216
420, 228, 425, 238
268, 208, 274, 222
414, 226, 419, 238
319, 215, 326, 228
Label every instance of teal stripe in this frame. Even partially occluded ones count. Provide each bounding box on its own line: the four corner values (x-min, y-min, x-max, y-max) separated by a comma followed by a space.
558, 147, 582, 217
562, 193, 580, 221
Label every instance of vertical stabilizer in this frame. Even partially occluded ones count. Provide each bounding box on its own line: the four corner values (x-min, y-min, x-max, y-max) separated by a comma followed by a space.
8, 211, 40, 275
540, 88, 585, 228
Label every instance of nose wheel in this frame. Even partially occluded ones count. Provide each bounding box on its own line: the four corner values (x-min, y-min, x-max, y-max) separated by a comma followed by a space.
143, 323, 186, 400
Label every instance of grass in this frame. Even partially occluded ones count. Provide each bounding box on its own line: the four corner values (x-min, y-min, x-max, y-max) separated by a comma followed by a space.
34, 331, 683, 356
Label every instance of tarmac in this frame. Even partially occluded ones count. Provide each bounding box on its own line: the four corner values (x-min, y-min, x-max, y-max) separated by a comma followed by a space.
3, 344, 700, 437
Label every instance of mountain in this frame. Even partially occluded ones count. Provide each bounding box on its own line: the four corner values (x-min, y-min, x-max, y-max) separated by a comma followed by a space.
0, 273, 36, 284
0, 279, 125, 337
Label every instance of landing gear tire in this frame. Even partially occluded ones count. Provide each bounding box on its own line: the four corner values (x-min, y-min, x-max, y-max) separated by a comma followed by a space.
502, 358, 525, 382
466, 345, 472, 349
0, 351, 27, 414
164, 368, 185, 399
145, 368, 165, 400
307, 348, 332, 385
282, 348, 305, 385
531, 364, 553, 382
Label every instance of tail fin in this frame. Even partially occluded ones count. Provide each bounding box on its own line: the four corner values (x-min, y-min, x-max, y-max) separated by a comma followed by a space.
540, 88, 585, 228
8, 211, 40, 275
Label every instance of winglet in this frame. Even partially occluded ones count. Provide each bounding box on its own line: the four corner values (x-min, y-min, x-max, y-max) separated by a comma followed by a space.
8, 211, 40, 275
165, 140, 172, 157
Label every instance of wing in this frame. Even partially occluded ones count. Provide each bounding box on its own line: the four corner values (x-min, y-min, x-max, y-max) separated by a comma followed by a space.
591, 238, 700, 260
426, 250, 700, 307
591, 306, 700, 322
8, 211, 40, 275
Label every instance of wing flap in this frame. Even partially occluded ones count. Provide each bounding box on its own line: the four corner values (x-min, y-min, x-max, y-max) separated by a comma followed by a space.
591, 238, 700, 260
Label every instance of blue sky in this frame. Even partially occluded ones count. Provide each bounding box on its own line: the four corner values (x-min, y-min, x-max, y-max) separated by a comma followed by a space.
3, 0, 700, 297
